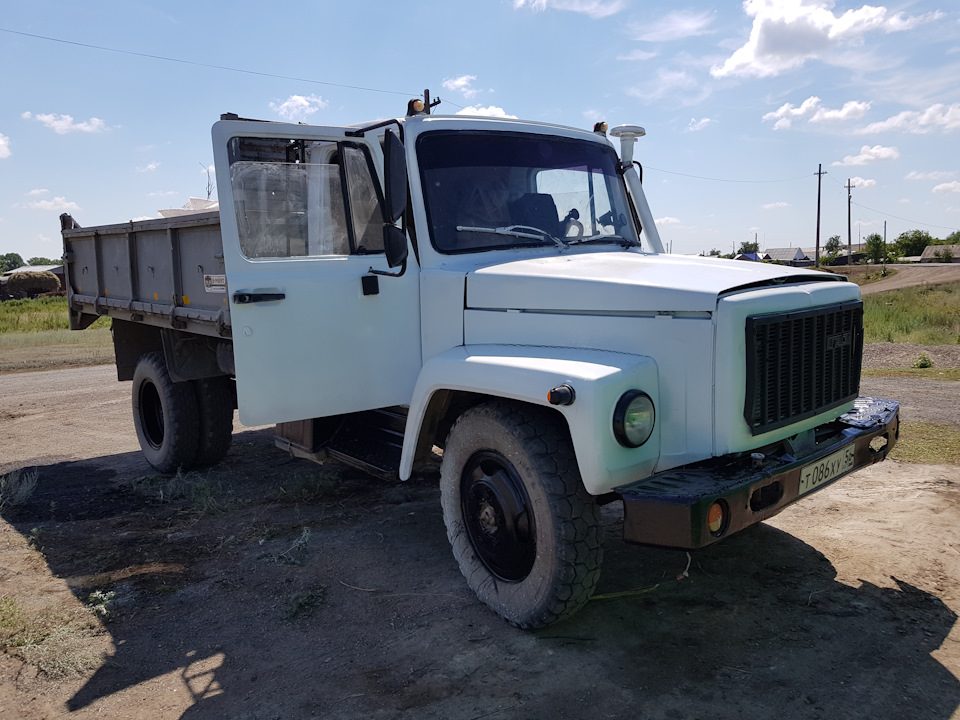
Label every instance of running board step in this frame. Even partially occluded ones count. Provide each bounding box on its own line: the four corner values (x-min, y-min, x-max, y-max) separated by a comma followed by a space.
274, 407, 410, 480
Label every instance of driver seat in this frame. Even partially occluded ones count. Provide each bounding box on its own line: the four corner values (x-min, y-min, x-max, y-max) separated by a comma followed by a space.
509, 193, 561, 237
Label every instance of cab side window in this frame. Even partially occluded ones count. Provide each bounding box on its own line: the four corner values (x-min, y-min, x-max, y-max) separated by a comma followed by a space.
227, 137, 385, 260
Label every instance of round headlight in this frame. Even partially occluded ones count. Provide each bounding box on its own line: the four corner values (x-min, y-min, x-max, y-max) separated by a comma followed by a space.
613, 391, 655, 448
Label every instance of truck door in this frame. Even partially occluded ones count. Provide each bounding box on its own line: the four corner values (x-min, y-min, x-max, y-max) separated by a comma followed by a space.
212, 120, 421, 426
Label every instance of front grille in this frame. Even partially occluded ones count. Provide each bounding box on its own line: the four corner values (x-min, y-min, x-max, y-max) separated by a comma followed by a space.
744, 301, 863, 435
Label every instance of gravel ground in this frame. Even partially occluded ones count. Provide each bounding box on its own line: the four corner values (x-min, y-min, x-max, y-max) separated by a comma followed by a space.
862, 342, 960, 369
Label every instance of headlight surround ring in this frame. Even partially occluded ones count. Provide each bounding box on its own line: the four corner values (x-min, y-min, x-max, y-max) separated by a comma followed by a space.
613, 390, 656, 448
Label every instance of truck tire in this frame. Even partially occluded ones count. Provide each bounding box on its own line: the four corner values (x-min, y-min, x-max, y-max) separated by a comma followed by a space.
440, 401, 603, 629
193, 376, 234, 467
131, 352, 200, 473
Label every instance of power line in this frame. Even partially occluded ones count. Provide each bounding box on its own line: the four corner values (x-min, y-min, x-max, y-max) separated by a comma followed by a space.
850, 200, 960, 233
0, 27, 420, 99
644, 165, 812, 184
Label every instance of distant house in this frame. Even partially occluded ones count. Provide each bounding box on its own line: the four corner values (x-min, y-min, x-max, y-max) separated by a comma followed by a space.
763, 247, 811, 266
734, 252, 762, 262
920, 244, 960, 263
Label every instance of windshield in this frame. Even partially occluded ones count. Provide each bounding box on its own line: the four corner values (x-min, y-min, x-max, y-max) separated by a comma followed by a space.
417, 131, 640, 253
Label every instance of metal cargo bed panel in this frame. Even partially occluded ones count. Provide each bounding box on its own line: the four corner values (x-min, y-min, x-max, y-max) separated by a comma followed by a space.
61, 212, 231, 337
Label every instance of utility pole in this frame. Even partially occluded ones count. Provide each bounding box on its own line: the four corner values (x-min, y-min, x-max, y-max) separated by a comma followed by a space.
845, 178, 855, 262
815, 164, 826, 268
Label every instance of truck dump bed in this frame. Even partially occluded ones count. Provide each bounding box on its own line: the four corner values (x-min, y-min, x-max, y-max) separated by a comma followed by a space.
61, 212, 230, 338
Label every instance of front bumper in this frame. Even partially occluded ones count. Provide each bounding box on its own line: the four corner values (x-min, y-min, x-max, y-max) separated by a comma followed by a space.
616, 397, 900, 550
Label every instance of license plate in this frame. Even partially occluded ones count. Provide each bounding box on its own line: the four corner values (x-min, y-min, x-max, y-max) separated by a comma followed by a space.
799, 444, 856, 496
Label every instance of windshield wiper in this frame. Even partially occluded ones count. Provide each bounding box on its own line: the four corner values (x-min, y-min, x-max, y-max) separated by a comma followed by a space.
566, 233, 637, 248
456, 225, 567, 250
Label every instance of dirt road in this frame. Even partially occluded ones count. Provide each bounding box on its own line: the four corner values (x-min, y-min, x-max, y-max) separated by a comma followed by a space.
2, 366, 959, 719
858, 263, 960, 295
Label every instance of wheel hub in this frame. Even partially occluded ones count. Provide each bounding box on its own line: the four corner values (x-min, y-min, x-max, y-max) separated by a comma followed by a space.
461, 452, 536, 582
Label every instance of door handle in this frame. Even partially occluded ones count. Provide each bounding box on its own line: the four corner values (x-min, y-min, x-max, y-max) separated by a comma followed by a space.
233, 291, 286, 304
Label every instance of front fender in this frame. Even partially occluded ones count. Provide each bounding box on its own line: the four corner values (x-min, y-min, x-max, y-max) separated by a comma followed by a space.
399, 345, 660, 495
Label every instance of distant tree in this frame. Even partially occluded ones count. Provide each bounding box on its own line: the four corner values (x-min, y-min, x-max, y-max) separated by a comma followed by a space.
944, 230, 960, 245
707, 248, 721, 257
864, 233, 886, 264
895, 229, 936, 258
825, 235, 842, 254
27, 256, 57, 266
737, 241, 759, 255
0, 253, 24, 274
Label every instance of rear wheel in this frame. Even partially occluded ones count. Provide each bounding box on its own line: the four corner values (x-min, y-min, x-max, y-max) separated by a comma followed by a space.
193, 376, 234, 467
440, 401, 603, 629
131, 352, 200, 473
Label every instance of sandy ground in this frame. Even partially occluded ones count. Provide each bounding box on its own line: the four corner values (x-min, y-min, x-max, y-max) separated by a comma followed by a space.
1, 363, 958, 719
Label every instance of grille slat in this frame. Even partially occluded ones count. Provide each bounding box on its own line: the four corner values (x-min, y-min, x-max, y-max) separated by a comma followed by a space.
744, 301, 863, 435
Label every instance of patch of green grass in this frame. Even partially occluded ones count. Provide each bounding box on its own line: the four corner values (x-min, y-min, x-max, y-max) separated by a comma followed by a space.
132, 470, 225, 515
0, 296, 109, 333
273, 470, 360, 503
0, 467, 38, 513
1, 596, 102, 678
891, 421, 960, 465
262, 527, 313, 566
864, 282, 960, 344
0, 326, 113, 373
283, 588, 326, 619
861, 367, 960, 381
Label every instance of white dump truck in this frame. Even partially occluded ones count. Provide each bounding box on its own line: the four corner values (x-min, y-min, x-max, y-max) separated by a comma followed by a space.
60, 98, 899, 628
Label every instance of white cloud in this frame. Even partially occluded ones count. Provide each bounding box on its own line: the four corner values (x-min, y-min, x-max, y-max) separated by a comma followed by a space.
514, 0, 625, 19
858, 103, 960, 134
711, 1, 941, 79
763, 201, 790, 209
27, 188, 48, 196
905, 170, 956, 181
933, 181, 960, 194
22, 112, 106, 134
617, 49, 658, 61
268, 94, 328, 122
810, 99, 871, 123
656, 216, 681, 225
629, 68, 702, 103
632, 10, 714, 42
455, 106, 518, 119
833, 144, 899, 166
848, 176, 876, 189
686, 117, 713, 132
24, 196, 80, 211
137, 162, 160, 173
442, 75, 480, 100
0, 133, 10, 159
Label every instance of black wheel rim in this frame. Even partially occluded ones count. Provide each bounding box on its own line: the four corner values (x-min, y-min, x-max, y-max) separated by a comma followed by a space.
139, 381, 165, 450
460, 451, 536, 582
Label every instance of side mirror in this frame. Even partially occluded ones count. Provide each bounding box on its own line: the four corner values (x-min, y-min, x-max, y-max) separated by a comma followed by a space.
383, 224, 408, 269
383, 129, 407, 224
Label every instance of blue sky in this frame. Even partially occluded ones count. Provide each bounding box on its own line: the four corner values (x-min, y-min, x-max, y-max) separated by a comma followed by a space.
1, 0, 958, 260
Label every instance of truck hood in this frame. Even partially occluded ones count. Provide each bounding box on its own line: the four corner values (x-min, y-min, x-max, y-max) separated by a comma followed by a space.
465, 251, 838, 313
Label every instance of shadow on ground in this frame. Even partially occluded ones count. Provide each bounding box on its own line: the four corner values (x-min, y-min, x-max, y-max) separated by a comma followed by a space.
3, 432, 958, 720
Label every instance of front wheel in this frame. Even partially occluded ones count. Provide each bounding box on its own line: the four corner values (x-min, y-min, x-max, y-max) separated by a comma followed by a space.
440, 401, 603, 629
